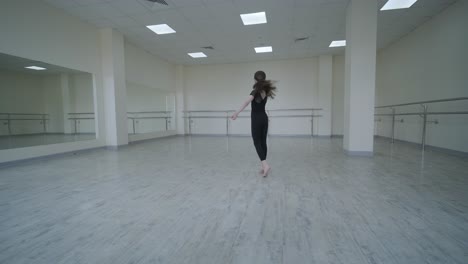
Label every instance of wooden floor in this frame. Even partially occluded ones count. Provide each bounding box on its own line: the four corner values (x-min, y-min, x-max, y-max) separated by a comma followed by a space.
0, 136, 467, 264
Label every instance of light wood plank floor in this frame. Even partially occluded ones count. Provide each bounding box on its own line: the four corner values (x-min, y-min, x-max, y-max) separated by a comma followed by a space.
1, 136, 467, 264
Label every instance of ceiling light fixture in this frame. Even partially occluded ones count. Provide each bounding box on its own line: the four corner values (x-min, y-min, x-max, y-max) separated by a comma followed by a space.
381, 0, 418, 11
25, 66, 46, 70
240, 12, 267, 25
255, 46, 272, 53
146, 24, 176, 34
329, 40, 346, 47
188, 52, 207, 58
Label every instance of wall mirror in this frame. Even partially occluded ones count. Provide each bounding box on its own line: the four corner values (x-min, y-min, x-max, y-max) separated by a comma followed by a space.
0, 53, 96, 150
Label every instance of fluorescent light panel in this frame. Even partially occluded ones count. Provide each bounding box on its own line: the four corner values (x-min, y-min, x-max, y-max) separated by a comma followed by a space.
25, 66, 46, 70
240, 12, 267, 25
188, 52, 207, 58
381, 0, 418, 10
329, 40, 346, 47
255, 46, 272, 53
146, 24, 176, 35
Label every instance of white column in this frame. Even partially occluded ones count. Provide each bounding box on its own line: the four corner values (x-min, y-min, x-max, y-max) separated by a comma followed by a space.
175, 65, 186, 135
60, 74, 73, 134
317, 55, 333, 136
343, 0, 377, 156
100, 28, 128, 148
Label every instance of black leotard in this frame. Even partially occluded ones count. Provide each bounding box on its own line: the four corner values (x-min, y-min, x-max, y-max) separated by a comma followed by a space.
250, 89, 268, 161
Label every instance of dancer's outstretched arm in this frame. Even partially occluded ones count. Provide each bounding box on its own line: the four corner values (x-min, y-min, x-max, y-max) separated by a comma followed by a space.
231, 95, 254, 120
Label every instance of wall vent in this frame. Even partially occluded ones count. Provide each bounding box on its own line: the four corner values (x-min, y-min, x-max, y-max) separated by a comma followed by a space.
145, 0, 168, 6
294, 37, 309, 43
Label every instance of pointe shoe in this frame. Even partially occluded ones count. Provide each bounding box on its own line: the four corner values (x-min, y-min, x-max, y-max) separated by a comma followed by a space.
262, 166, 271, 177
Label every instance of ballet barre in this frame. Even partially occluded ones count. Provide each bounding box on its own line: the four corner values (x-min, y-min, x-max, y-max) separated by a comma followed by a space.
68, 113, 95, 134
374, 97, 468, 151
0, 113, 49, 135
128, 111, 172, 134
183, 109, 323, 136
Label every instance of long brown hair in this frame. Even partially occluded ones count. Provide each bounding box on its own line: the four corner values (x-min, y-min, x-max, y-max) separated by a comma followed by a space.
253, 70, 277, 99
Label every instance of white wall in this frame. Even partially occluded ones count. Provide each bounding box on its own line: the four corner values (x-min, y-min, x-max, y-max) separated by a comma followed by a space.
332, 56, 345, 136
125, 41, 176, 93
43, 75, 63, 133
126, 81, 169, 134
124, 41, 177, 138
184, 58, 322, 135
100, 28, 129, 147
375, 0, 468, 152
343, 0, 377, 154
69, 73, 95, 133
0, 0, 105, 163
175, 65, 186, 135
0, 70, 46, 135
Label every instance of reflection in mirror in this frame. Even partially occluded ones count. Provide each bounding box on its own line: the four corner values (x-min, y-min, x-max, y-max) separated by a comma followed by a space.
126, 81, 175, 140
0, 53, 96, 150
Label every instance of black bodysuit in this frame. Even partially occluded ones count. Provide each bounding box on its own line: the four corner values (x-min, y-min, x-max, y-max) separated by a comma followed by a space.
250, 89, 268, 161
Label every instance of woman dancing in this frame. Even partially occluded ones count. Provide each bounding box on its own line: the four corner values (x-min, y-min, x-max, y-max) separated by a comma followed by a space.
231, 70, 277, 177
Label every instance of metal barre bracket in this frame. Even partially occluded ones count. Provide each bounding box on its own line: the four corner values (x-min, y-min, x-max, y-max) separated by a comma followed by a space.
374, 97, 468, 151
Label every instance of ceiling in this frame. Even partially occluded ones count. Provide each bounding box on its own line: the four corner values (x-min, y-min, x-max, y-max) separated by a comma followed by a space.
42, 0, 457, 65
0, 53, 86, 75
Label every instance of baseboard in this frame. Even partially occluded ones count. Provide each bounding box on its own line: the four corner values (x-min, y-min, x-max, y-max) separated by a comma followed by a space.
0, 132, 47, 137
0, 132, 95, 137
315, 135, 332, 138
269, 134, 308, 138
129, 135, 178, 145
186, 133, 328, 138
345, 150, 374, 157
188, 133, 231, 137
331, 134, 344, 138
106, 145, 120, 151
375, 135, 468, 157
0, 146, 106, 168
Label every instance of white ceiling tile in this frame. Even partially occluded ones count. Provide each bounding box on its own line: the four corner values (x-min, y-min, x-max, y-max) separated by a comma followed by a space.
170, 0, 204, 7
110, 0, 152, 15
202, 0, 234, 5
233, 0, 269, 12
178, 5, 213, 22
136, 0, 176, 11
70, 3, 125, 19
43, 0, 80, 9
86, 18, 115, 28
73, 0, 114, 6
44, 0, 457, 64
294, 0, 348, 7
130, 9, 196, 32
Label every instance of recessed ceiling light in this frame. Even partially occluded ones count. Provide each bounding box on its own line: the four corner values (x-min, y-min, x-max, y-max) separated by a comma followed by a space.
381, 0, 418, 11
255, 46, 272, 53
329, 40, 346, 47
188, 52, 207, 58
240, 12, 267, 25
25, 66, 46, 70
146, 24, 176, 35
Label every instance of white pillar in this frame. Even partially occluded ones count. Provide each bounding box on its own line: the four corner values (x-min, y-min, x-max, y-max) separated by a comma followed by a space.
175, 65, 186, 135
60, 74, 73, 134
343, 0, 377, 156
317, 55, 333, 136
100, 28, 128, 148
